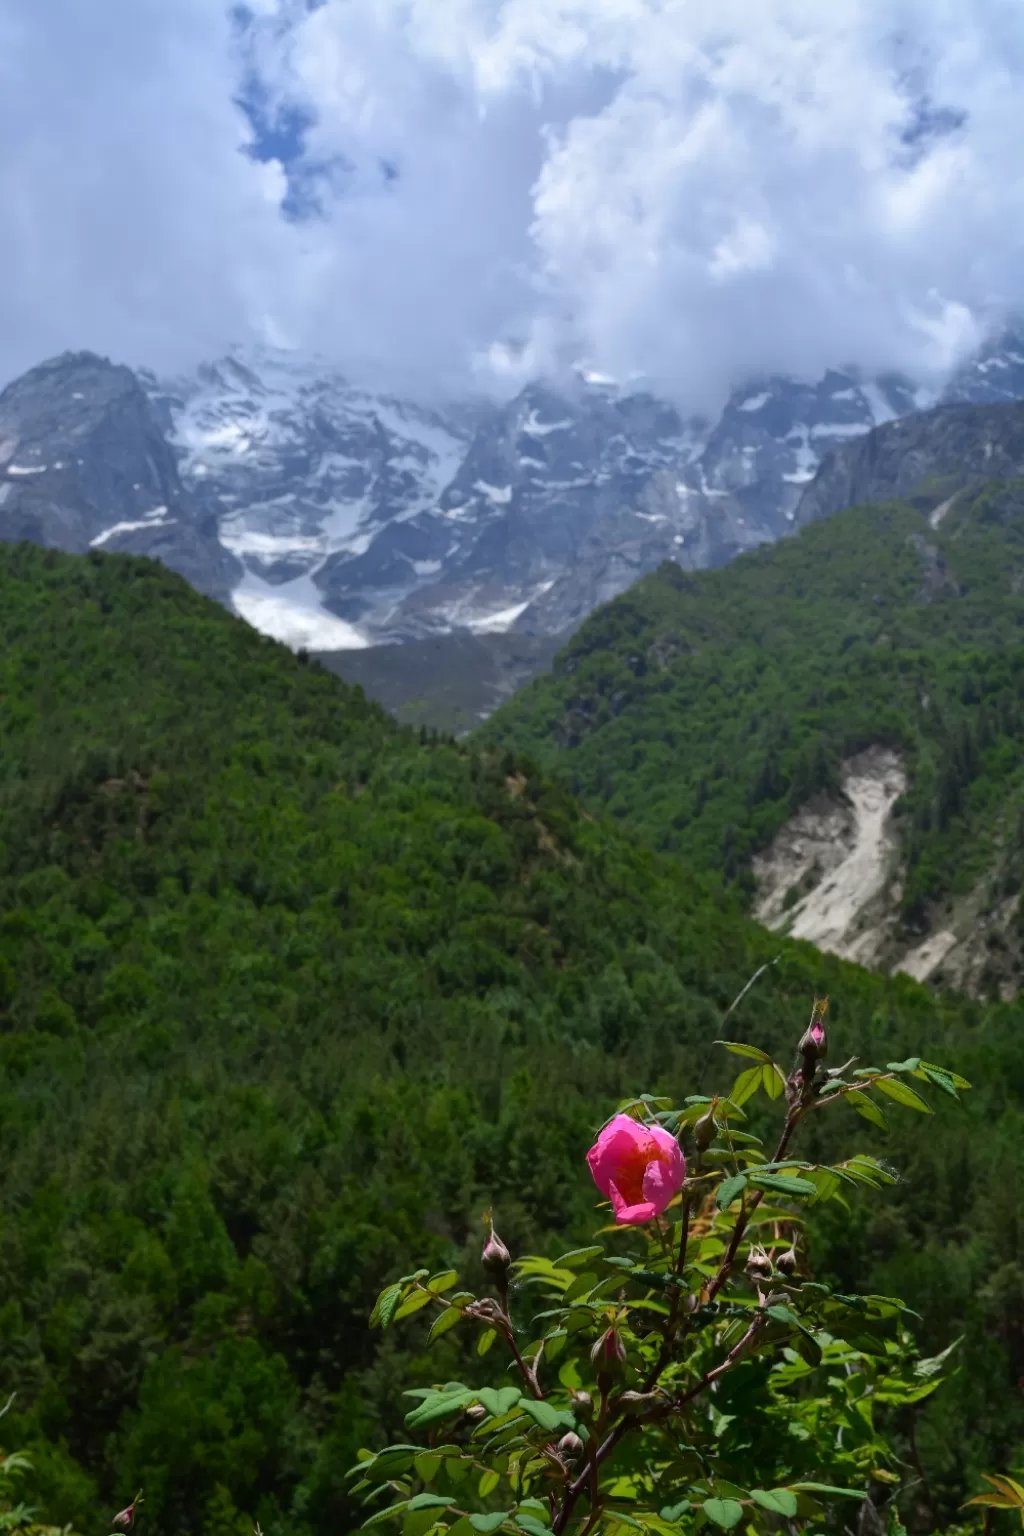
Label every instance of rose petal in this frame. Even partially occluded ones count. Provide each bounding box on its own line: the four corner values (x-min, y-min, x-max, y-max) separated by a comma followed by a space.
609, 1178, 658, 1225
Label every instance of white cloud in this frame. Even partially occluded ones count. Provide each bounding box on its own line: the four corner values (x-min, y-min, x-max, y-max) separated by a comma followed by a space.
0, 0, 1023, 411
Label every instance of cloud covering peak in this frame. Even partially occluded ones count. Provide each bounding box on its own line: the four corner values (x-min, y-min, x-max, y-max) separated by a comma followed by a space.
1, 0, 1022, 410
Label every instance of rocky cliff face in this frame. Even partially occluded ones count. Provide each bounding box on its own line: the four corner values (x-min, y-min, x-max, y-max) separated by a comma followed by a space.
0, 352, 239, 601
3, 327, 1024, 659
795, 400, 1024, 526
144, 351, 931, 648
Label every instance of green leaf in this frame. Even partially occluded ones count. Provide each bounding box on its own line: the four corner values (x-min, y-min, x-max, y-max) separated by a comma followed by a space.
659, 1503, 691, 1524
404, 1509, 442, 1536
362, 1502, 411, 1528
407, 1495, 455, 1512
470, 1515, 511, 1534
478, 1388, 522, 1419
791, 1484, 866, 1500
395, 1290, 434, 1320
519, 1399, 571, 1432
873, 1077, 932, 1113
750, 1490, 798, 1518
414, 1454, 441, 1484
715, 1041, 773, 1063
553, 1246, 604, 1268
514, 1518, 551, 1536
405, 1390, 475, 1429
563, 1271, 598, 1303
807, 1168, 844, 1205
428, 1308, 463, 1342
478, 1328, 497, 1356
847, 1091, 889, 1131
371, 1284, 403, 1330
478, 1470, 500, 1498
716, 1174, 748, 1210
702, 1499, 744, 1529
428, 1270, 459, 1294
730, 1065, 763, 1107
920, 1060, 971, 1090
885, 1058, 921, 1073
761, 1062, 786, 1101
748, 1173, 817, 1198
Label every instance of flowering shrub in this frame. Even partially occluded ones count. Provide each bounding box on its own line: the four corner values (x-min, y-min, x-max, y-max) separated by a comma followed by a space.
351, 1001, 970, 1536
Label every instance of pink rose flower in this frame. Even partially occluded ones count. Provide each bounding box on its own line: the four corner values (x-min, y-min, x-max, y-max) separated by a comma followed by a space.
586, 1114, 686, 1225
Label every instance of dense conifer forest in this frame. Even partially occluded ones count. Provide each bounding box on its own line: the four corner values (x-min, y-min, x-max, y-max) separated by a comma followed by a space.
480, 482, 1024, 947
0, 543, 1022, 1535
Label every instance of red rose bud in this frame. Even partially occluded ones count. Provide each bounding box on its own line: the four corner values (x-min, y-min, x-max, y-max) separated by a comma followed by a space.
798, 998, 828, 1064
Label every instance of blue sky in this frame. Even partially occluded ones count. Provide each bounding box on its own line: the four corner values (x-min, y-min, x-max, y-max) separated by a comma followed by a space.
0, 0, 1022, 406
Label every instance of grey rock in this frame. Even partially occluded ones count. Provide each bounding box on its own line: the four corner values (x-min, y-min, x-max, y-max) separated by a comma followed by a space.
795, 400, 1024, 526
0, 351, 240, 601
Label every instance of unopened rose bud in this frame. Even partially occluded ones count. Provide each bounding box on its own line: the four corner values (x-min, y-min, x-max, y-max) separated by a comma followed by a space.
569, 1389, 594, 1418
465, 1402, 488, 1424
112, 1493, 143, 1529
557, 1431, 584, 1463
590, 1326, 627, 1372
776, 1242, 799, 1277
745, 1245, 773, 1282
481, 1219, 511, 1278
798, 999, 829, 1066
693, 1104, 717, 1152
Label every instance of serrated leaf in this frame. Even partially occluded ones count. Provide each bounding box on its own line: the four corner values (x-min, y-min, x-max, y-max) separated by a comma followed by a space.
716, 1174, 748, 1211
395, 1290, 434, 1321
428, 1308, 463, 1343
873, 1077, 932, 1113
749, 1173, 817, 1198
749, 1490, 798, 1518
428, 1271, 459, 1294
885, 1058, 921, 1073
847, 1091, 889, 1130
730, 1065, 763, 1108
715, 1041, 773, 1063
372, 1284, 403, 1330
702, 1499, 744, 1529
920, 1060, 971, 1090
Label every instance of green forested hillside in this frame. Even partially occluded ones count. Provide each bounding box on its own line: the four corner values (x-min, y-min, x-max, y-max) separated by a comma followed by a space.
0, 543, 1022, 1536
479, 481, 1024, 957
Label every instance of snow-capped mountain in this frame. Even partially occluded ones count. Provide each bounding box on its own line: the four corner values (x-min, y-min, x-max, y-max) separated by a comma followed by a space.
0, 352, 239, 601
2, 327, 1023, 660
139, 349, 943, 649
